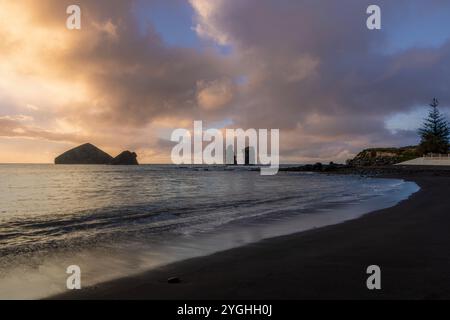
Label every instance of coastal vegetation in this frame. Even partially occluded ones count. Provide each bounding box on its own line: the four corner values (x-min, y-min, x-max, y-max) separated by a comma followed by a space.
418, 98, 450, 155
346, 98, 449, 167
347, 146, 419, 167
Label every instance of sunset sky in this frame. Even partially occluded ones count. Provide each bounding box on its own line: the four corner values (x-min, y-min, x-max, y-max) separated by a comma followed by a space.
1, 0, 450, 163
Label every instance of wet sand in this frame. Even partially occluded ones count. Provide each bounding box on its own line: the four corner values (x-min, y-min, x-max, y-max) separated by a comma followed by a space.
54, 169, 450, 299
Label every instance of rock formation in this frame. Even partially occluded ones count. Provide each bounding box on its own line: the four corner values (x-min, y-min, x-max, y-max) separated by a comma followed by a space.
55, 143, 139, 165
111, 151, 139, 165
244, 146, 256, 165
346, 146, 419, 167
54, 143, 113, 165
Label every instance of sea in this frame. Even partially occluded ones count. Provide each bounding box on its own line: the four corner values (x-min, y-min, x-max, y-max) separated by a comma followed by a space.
0, 164, 419, 299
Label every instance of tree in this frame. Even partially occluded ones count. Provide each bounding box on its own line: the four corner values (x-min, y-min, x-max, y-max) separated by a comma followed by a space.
418, 98, 449, 154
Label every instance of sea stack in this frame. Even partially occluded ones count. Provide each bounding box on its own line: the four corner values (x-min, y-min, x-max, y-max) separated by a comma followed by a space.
111, 151, 139, 165
55, 143, 139, 165
55, 143, 113, 165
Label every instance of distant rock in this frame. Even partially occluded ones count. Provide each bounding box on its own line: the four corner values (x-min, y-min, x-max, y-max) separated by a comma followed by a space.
55, 143, 113, 165
111, 151, 139, 165
55, 143, 139, 165
167, 277, 181, 284
280, 162, 348, 173
244, 146, 256, 165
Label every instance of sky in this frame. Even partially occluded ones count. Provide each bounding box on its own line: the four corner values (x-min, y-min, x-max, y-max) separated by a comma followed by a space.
1, 0, 450, 164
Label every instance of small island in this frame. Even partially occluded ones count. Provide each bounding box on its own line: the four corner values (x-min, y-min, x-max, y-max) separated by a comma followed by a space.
54, 143, 138, 165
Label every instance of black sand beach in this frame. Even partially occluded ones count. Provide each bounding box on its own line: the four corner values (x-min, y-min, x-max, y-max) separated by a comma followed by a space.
54, 167, 450, 300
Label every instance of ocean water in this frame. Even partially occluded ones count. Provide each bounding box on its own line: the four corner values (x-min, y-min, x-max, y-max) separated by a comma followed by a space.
0, 164, 419, 299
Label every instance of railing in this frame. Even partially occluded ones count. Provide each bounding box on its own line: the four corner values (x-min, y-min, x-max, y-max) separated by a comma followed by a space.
423, 154, 450, 159
395, 153, 450, 165
416, 154, 450, 166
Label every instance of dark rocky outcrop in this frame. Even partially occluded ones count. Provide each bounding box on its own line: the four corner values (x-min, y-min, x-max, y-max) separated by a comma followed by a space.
281, 162, 347, 173
346, 146, 419, 167
55, 143, 139, 165
111, 151, 139, 165
280, 146, 422, 175
244, 146, 256, 165
55, 143, 113, 165
167, 277, 181, 284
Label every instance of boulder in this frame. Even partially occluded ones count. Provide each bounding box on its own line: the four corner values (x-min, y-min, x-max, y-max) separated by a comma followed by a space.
111, 151, 139, 165
167, 277, 181, 284
54, 143, 113, 165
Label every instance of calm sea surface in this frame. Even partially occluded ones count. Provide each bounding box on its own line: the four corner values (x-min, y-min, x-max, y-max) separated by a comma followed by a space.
0, 164, 419, 298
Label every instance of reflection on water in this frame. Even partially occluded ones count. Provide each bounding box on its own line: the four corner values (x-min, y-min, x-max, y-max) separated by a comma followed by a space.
0, 164, 419, 298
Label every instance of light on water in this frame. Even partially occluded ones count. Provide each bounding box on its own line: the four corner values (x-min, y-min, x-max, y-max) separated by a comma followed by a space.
0, 164, 419, 299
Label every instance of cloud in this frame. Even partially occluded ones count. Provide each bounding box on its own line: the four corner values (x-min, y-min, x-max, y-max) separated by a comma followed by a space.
0, 0, 239, 162
189, 0, 450, 160
0, 115, 86, 143
1, 0, 450, 163
196, 78, 235, 110
189, 0, 229, 45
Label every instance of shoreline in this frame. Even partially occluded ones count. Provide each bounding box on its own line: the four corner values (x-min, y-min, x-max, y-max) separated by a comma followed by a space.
53, 167, 450, 299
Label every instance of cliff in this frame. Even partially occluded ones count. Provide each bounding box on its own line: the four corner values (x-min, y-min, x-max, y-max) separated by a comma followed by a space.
347, 146, 419, 166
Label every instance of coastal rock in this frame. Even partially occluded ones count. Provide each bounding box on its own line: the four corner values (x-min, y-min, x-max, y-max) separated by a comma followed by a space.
244, 146, 256, 165
111, 151, 139, 165
54, 143, 113, 165
55, 143, 139, 165
167, 277, 181, 284
346, 146, 419, 167
280, 162, 348, 173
